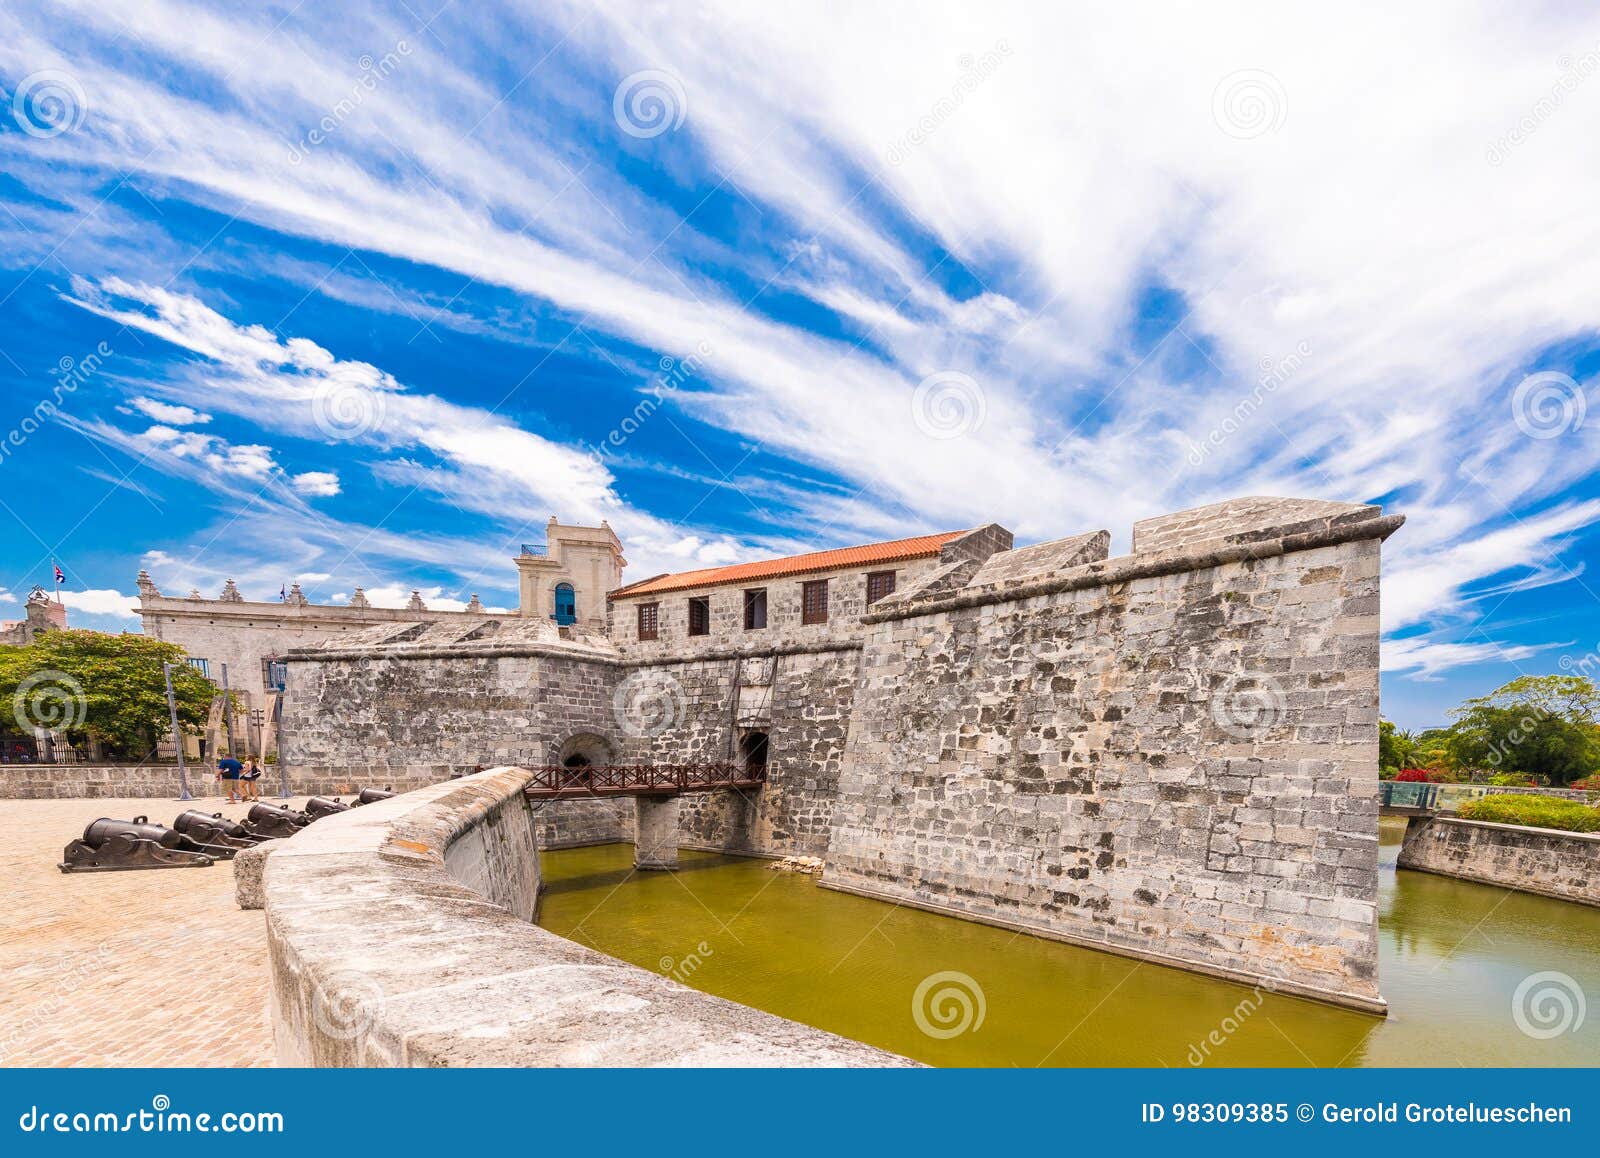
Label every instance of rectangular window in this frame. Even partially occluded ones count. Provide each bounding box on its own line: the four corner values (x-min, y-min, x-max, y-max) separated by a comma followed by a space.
744, 588, 768, 630
185, 657, 210, 678
866, 570, 896, 605
687, 595, 711, 636
801, 579, 829, 625
637, 602, 659, 641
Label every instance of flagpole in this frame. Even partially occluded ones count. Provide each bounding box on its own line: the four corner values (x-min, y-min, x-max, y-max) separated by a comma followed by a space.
52, 558, 62, 606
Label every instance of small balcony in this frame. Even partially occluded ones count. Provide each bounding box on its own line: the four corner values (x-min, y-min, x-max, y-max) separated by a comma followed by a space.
520, 543, 549, 557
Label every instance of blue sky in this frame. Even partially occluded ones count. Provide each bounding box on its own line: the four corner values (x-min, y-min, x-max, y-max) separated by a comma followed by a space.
2, 2, 1599, 729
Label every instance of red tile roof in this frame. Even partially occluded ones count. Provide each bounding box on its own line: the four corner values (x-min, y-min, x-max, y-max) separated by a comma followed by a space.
609, 530, 970, 599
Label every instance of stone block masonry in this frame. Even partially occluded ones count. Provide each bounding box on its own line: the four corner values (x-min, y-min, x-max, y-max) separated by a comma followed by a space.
272, 495, 1401, 1012
1398, 816, 1600, 906
825, 500, 1400, 1013
262, 768, 912, 1066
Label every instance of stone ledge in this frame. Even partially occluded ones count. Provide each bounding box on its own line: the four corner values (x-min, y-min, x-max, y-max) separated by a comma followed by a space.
262, 767, 913, 1067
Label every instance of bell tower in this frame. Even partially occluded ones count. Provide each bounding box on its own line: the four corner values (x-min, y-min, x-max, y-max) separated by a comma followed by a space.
514, 517, 626, 631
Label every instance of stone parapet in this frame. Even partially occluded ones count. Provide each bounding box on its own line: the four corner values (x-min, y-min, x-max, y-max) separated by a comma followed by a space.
1397, 816, 1600, 906
261, 768, 912, 1066
864, 503, 1402, 624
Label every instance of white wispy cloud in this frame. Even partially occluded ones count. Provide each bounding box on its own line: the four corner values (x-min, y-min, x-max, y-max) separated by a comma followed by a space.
290, 471, 341, 497
4, 0, 1599, 678
125, 396, 211, 426
57, 588, 139, 619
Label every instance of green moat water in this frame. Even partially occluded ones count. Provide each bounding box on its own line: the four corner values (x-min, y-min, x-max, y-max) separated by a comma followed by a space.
537, 819, 1600, 1067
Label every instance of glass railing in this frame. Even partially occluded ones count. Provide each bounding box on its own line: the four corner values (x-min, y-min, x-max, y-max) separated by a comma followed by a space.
1380, 780, 1598, 812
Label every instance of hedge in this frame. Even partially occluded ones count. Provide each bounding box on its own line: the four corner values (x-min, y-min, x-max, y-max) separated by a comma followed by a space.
1456, 794, 1600, 833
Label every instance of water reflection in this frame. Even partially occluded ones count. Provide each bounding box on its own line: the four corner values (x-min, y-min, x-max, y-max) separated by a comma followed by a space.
536, 820, 1600, 1067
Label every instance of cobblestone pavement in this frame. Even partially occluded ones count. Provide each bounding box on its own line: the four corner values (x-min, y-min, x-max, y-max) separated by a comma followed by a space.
0, 794, 309, 1067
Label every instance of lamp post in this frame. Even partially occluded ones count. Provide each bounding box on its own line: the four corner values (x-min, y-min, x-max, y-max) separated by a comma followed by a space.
162, 662, 192, 801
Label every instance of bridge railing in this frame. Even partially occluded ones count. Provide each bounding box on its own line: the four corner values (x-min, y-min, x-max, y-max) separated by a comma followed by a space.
524, 762, 763, 798
1380, 781, 1600, 813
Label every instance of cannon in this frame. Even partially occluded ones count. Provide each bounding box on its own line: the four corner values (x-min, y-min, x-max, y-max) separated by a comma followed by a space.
171, 809, 268, 858
59, 816, 215, 873
355, 786, 395, 805
242, 801, 312, 840
304, 795, 351, 820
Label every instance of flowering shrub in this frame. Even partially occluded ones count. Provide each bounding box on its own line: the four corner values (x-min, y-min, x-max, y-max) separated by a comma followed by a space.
1570, 772, 1600, 792
1394, 768, 1440, 782
1458, 794, 1600, 833
1486, 771, 1536, 787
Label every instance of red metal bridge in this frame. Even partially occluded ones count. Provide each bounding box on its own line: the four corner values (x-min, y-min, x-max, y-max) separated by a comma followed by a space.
523, 762, 766, 800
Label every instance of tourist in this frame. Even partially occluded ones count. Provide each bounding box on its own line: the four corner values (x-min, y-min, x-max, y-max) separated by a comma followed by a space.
216, 752, 243, 802
241, 757, 262, 801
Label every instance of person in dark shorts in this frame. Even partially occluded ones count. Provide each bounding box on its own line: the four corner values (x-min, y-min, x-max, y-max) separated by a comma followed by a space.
216, 753, 244, 803
241, 757, 262, 801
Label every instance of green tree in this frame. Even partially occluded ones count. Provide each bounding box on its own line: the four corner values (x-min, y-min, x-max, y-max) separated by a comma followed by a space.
0, 630, 218, 757
1446, 675, 1600, 786
1379, 719, 1420, 771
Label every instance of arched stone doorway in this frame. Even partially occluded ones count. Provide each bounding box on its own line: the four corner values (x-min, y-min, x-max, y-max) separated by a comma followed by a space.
556, 732, 614, 769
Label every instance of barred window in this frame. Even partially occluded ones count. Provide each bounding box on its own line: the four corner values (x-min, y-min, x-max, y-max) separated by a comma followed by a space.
801, 579, 829, 625
688, 596, 711, 636
866, 570, 896, 605
637, 602, 659, 641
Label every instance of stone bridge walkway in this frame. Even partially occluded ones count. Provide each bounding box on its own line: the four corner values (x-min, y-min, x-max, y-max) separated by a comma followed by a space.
0, 795, 303, 1067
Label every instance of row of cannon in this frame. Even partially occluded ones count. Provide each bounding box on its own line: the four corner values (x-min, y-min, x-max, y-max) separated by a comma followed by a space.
58, 788, 396, 873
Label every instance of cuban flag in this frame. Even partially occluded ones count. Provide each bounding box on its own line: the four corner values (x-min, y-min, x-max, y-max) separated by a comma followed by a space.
279, 583, 287, 601
53, 564, 65, 584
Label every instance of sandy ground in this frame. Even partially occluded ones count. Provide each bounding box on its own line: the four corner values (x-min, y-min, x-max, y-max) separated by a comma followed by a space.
0, 793, 311, 1067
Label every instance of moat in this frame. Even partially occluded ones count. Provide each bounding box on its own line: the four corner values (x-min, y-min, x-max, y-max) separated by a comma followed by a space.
538, 819, 1600, 1067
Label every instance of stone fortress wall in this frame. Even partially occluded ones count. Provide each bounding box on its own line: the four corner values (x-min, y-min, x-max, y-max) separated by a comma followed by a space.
136, 573, 515, 758
274, 496, 1402, 1010
1398, 815, 1600, 906
828, 500, 1395, 1012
